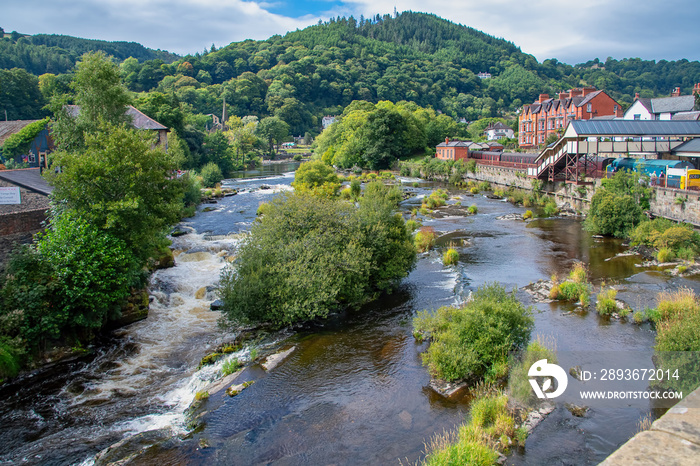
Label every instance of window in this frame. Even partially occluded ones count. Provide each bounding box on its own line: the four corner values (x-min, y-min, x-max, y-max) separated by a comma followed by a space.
614, 105, 618, 113
634, 114, 641, 120
587, 103, 592, 113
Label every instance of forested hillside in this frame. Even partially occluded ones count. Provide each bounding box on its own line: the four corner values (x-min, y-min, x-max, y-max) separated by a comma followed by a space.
2, 12, 700, 134
0, 31, 178, 75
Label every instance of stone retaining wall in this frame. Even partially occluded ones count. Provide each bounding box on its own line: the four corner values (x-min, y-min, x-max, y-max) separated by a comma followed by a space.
600, 386, 700, 465
650, 188, 700, 226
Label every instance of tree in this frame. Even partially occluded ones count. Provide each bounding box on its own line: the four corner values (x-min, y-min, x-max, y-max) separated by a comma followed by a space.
256, 116, 289, 156
219, 188, 415, 327
45, 122, 184, 261
291, 159, 340, 196
50, 51, 132, 151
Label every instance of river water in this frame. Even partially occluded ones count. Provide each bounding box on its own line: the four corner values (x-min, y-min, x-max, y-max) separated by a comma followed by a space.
1, 162, 698, 465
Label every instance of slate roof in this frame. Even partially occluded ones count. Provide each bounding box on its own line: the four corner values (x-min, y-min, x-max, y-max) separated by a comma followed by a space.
651, 95, 695, 114
634, 98, 653, 113
437, 140, 470, 147
578, 90, 604, 107
672, 138, 700, 154
0, 168, 53, 195
0, 120, 40, 146
672, 111, 700, 121
65, 105, 168, 131
569, 120, 700, 137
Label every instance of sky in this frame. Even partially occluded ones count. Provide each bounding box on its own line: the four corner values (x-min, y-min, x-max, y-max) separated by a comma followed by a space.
3, 0, 700, 65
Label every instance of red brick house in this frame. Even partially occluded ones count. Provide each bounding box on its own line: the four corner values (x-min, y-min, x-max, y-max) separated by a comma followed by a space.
519, 87, 623, 149
435, 138, 470, 161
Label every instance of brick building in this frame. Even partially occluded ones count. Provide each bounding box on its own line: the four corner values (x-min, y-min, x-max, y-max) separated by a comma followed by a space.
518, 87, 623, 149
435, 138, 470, 161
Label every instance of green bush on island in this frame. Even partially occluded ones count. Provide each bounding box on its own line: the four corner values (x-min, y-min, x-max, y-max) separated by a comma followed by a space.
508, 338, 557, 406
443, 248, 459, 266
423, 389, 524, 466
630, 218, 700, 261
650, 288, 700, 394
291, 159, 340, 197
413, 283, 534, 383
550, 262, 591, 306
585, 170, 650, 238
200, 162, 223, 188
596, 287, 619, 316
219, 182, 416, 327
415, 226, 438, 252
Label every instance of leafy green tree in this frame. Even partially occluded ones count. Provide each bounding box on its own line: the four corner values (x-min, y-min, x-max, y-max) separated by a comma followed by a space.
50, 51, 132, 151
202, 130, 234, 174
35, 209, 139, 333
219, 188, 415, 327
45, 122, 183, 261
134, 92, 186, 135
292, 159, 340, 195
256, 116, 289, 156
0, 68, 47, 120
584, 170, 648, 237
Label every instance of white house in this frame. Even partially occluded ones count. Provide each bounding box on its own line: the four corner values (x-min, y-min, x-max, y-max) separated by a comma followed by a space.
624, 86, 697, 121
483, 122, 514, 140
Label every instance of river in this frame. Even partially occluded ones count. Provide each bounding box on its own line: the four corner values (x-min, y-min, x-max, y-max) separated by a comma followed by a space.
1, 162, 698, 465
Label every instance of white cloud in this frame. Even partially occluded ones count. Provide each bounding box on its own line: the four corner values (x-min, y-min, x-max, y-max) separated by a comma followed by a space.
3, 0, 700, 63
4, 0, 319, 54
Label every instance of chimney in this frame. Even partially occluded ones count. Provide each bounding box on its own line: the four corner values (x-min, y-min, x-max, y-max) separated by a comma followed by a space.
445, 137, 449, 144
559, 92, 569, 100
569, 88, 583, 97
671, 87, 681, 97
582, 86, 597, 96
539, 94, 550, 103
694, 83, 700, 95
635, 92, 640, 100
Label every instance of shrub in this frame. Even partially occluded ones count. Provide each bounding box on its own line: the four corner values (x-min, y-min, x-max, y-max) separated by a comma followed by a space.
509, 338, 557, 406
676, 248, 695, 262
543, 199, 559, 217
466, 159, 477, 174
467, 204, 478, 215
256, 202, 271, 217
653, 288, 700, 393
292, 153, 303, 161
443, 248, 459, 266
523, 210, 533, 219
0, 340, 22, 380
219, 189, 416, 327
569, 262, 587, 284
413, 283, 534, 383
653, 288, 699, 323
200, 162, 223, 188
350, 178, 361, 200
405, 219, 421, 232
478, 181, 491, 192
657, 247, 675, 263
424, 391, 519, 466
596, 288, 619, 316
470, 186, 479, 194
415, 227, 438, 252
221, 358, 243, 376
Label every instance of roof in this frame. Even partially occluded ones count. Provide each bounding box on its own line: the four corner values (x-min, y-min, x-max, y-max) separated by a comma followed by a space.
0, 168, 53, 195
634, 98, 653, 113
485, 122, 511, 131
0, 120, 41, 146
672, 111, 700, 121
65, 105, 168, 131
651, 95, 695, 115
566, 120, 700, 137
437, 140, 470, 147
672, 138, 700, 154
577, 90, 604, 107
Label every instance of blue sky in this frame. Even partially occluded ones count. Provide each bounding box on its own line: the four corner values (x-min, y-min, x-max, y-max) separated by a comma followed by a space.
3, 0, 700, 65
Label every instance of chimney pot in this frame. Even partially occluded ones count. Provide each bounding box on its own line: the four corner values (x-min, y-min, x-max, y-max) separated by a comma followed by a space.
672, 87, 681, 97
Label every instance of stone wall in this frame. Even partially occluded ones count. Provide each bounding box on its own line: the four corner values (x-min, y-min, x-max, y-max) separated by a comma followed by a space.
650, 187, 700, 226
0, 179, 50, 215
